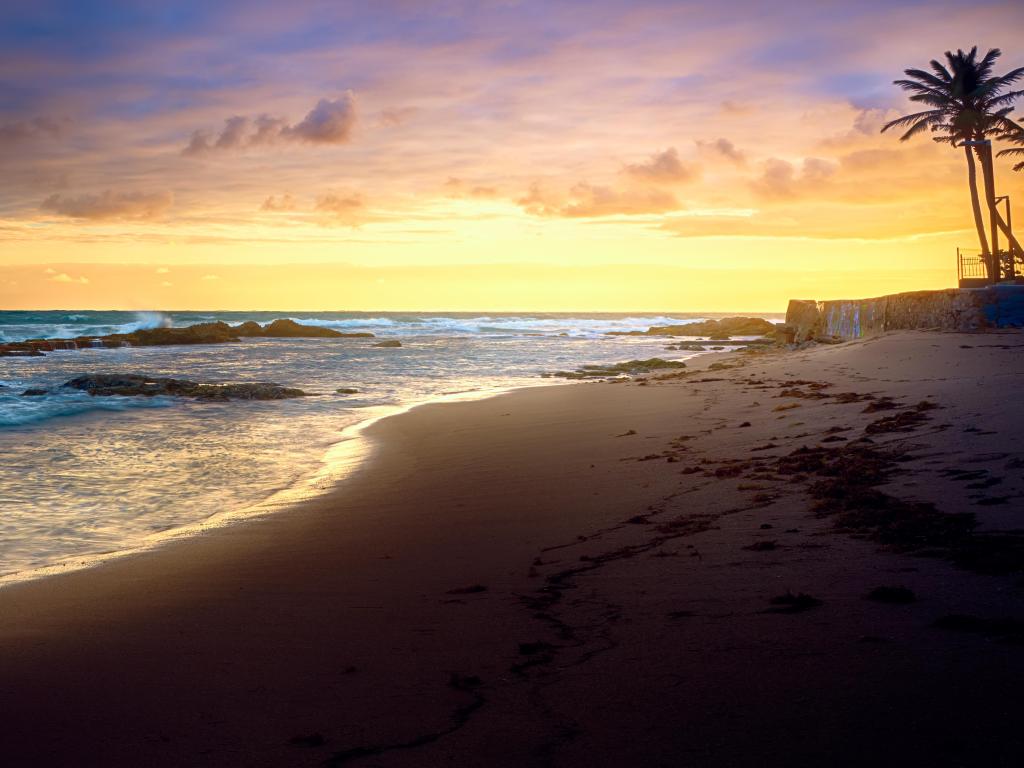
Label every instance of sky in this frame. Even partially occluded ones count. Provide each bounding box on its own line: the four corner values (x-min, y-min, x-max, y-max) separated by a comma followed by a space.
1, 0, 1023, 311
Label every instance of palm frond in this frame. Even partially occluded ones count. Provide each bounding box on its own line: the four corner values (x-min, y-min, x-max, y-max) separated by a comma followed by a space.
900, 117, 941, 141
976, 47, 1002, 80
903, 69, 953, 90
929, 60, 953, 82
987, 90, 1024, 108
880, 109, 942, 133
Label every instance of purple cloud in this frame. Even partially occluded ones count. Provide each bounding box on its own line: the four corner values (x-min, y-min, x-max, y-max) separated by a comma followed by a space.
183, 94, 356, 155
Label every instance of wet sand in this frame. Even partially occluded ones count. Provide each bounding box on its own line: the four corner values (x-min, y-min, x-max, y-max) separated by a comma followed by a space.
1, 331, 1023, 767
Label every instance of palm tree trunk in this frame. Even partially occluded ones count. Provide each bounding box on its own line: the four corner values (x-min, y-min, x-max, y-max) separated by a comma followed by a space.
964, 145, 991, 269
978, 144, 1002, 281
978, 143, 1023, 279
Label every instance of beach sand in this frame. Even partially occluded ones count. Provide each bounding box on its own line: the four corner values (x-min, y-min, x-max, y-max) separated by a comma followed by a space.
1, 330, 1023, 767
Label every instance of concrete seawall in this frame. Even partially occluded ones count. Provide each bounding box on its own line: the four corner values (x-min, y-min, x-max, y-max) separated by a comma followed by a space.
783, 286, 1024, 342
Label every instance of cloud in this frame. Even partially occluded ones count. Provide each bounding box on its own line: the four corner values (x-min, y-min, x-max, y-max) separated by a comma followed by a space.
696, 138, 746, 166
0, 117, 65, 145
160, 281, 173, 287
155, 267, 170, 274
215, 116, 250, 150
287, 95, 357, 144
41, 190, 173, 220
201, 274, 220, 281
315, 192, 364, 225
260, 194, 298, 211
184, 93, 356, 155
519, 181, 679, 218
444, 177, 499, 199
378, 107, 418, 127
720, 101, 752, 115
751, 157, 836, 200
50, 272, 89, 284
623, 148, 698, 184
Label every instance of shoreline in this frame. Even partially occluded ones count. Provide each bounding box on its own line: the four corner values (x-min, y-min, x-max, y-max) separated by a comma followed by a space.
0, 380, 566, 588
0, 342, 735, 589
2, 332, 1022, 766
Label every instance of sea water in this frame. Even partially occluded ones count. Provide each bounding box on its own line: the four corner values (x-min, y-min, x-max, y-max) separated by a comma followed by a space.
0, 310, 780, 582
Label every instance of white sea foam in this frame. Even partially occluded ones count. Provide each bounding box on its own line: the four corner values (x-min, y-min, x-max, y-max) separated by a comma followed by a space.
0, 309, 782, 584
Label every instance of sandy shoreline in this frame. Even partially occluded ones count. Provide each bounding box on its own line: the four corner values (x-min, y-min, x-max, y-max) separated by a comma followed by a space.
1, 331, 1023, 766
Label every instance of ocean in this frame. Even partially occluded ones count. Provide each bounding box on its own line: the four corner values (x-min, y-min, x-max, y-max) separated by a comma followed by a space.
0, 310, 780, 583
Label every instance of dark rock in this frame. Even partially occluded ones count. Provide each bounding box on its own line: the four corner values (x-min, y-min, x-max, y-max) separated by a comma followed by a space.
2, 319, 377, 358
62, 374, 307, 401
0, 343, 45, 357
542, 358, 686, 379
372, 339, 402, 347
21, 388, 49, 396
260, 318, 371, 338
232, 321, 265, 336
608, 317, 778, 338
336, 387, 360, 395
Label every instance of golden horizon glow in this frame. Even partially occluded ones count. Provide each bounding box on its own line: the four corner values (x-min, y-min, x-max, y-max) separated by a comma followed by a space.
2, 2, 1023, 310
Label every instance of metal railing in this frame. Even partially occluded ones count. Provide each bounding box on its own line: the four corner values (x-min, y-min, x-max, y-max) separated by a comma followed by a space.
957, 248, 989, 285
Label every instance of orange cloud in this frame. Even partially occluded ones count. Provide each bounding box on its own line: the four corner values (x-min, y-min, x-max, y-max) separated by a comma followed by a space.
519, 181, 679, 218
624, 148, 699, 184
40, 190, 173, 220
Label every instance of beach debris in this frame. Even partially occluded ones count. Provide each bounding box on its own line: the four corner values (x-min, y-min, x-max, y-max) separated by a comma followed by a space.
541, 358, 686, 379
866, 586, 916, 604
862, 397, 899, 413
772, 403, 800, 412
61, 374, 308, 401
864, 403, 934, 434
766, 591, 822, 613
445, 584, 488, 595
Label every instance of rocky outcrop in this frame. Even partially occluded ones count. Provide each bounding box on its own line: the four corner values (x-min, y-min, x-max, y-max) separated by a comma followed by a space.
542, 358, 687, 379
372, 339, 402, 347
244, 319, 374, 338
607, 317, 777, 338
0, 319, 375, 356
60, 374, 308, 401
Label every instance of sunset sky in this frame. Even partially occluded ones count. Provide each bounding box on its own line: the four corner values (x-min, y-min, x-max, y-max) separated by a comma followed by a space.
2, 0, 1024, 310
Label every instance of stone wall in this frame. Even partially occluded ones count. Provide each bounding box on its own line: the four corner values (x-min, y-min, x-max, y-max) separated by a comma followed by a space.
782, 286, 1024, 342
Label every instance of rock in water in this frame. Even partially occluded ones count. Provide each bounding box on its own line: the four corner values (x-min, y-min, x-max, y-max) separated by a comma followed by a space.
1, 318, 376, 356
62, 374, 308, 401
542, 358, 687, 379
123, 322, 240, 346
232, 320, 265, 336
372, 340, 402, 347
607, 317, 778, 337
257, 319, 375, 338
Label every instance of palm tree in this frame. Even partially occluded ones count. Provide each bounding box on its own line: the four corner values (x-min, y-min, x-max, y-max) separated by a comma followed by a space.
882, 47, 1024, 279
